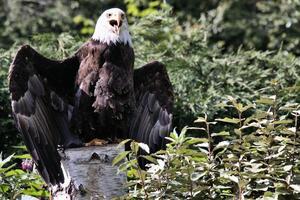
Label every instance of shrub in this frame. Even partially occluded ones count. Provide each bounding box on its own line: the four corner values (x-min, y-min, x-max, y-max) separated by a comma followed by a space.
0, 151, 48, 199
0, 48, 22, 156
201, 0, 300, 55
129, 10, 300, 129
115, 93, 300, 199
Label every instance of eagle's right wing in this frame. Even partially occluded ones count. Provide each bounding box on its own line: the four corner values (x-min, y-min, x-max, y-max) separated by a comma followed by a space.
8, 45, 81, 185
131, 61, 174, 155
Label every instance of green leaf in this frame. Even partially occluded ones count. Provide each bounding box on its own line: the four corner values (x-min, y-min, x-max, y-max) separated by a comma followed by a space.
179, 126, 188, 140
256, 97, 275, 105
187, 127, 206, 131
239, 104, 254, 113
263, 191, 277, 200
216, 117, 240, 124
0, 163, 16, 173
196, 142, 209, 149
125, 181, 138, 188
223, 174, 239, 184
191, 172, 206, 181
118, 161, 132, 172
211, 131, 230, 137
14, 154, 31, 159
213, 141, 230, 151
112, 151, 130, 166
283, 165, 293, 172
169, 130, 179, 140
234, 128, 242, 136
130, 141, 140, 154
11, 145, 27, 150
186, 137, 208, 145
5, 169, 25, 177
0, 184, 10, 193
140, 155, 157, 164
194, 117, 206, 123
194, 114, 207, 123
22, 190, 49, 197
165, 136, 175, 142
138, 143, 150, 154
117, 139, 132, 148
0, 154, 14, 168
165, 137, 175, 142
272, 120, 293, 125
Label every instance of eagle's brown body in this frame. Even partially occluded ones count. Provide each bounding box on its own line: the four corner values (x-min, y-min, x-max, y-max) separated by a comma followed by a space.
74, 40, 136, 141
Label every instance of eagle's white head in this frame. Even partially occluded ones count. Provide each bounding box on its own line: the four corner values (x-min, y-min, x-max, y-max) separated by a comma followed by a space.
92, 8, 132, 47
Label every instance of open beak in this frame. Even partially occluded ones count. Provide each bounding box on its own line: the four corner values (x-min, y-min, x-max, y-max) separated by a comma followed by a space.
109, 15, 123, 35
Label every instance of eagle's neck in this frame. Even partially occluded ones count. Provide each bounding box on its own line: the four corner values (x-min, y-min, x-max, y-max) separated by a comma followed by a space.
92, 25, 132, 47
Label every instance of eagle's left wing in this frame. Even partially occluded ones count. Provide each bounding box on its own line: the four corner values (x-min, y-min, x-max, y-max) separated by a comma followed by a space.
8, 45, 82, 185
130, 61, 174, 154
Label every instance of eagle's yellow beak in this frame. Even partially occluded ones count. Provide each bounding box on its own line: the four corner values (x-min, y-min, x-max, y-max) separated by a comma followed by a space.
109, 15, 123, 35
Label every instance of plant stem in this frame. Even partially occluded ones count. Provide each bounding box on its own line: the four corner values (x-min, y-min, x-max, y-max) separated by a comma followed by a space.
134, 149, 149, 199
291, 114, 298, 178
206, 122, 212, 161
186, 162, 193, 197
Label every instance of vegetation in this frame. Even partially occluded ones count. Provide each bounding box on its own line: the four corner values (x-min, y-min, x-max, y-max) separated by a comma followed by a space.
114, 94, 300, 199
0, 0, 299, 199
0, 149, 48, 199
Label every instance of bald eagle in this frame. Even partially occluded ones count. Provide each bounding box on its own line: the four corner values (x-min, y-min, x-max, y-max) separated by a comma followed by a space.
8, 8, 173, 186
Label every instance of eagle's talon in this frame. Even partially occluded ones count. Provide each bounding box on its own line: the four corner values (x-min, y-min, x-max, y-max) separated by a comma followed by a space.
85, 138, 109, 146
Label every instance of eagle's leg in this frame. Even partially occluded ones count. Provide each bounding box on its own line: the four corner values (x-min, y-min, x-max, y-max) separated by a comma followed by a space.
84, 138, 109, 146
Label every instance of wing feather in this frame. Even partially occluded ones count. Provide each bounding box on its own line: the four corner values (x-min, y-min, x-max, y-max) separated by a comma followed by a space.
9, 45, 81, 185
131, 61, 174, 156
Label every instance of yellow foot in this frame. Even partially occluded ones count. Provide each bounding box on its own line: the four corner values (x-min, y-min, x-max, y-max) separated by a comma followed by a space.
85, 138, 108, 147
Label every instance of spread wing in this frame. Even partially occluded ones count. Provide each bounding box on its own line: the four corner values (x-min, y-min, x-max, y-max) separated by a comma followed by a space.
8, 45, 81, 185
130, 61, 174, 154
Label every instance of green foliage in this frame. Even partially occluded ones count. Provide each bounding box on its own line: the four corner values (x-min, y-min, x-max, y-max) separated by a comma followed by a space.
200, 0, 300, 55
125, 0, 168, 17
0, 0, 125, 48
0, 0, 74, 48
117, 93, 300, 199
2, 0, 300, 55
130, 9, 300, 129
0, 152, 48, 199
0, 48, 22, 156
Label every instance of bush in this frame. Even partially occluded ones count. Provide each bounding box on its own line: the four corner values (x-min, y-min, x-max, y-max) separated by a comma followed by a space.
115, 93, 300, 199
0, 151, 47, 199
200, 0, 300, 55
0, 48, 22, 156
129, 10, 300, 129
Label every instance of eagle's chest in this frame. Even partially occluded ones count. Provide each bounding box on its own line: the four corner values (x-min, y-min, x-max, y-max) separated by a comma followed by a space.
77, 44, 133, 90
76, 43, 135, 116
